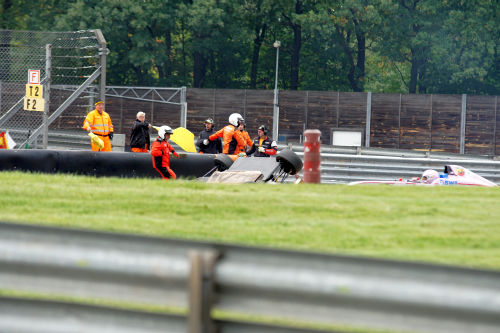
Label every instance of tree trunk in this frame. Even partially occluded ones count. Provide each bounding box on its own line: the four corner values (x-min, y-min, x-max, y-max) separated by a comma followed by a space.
250, 25, 266, 89
355, 33, 365, 92
193, 50, 207, 88
290, 23, 301, 90
409, 58, 418, 93
158, 30, 172, 84
165, 30, 172, 79
409, 49, 421, 94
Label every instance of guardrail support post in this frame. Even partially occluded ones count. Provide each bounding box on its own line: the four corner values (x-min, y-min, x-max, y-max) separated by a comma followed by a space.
188, 250, 218, 333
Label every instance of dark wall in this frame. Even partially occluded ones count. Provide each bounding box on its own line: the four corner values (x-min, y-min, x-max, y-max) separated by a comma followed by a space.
3, 83, 498, 155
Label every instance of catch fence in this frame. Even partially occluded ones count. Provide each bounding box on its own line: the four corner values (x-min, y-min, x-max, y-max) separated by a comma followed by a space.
0, 29, 106, 148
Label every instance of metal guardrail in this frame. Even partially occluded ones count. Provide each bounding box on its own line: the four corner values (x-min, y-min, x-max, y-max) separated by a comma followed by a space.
280, 143, 500, 184
1, 221, 500, 333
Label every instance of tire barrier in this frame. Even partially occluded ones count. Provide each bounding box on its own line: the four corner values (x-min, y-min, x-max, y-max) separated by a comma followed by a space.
0, 149, 217, 179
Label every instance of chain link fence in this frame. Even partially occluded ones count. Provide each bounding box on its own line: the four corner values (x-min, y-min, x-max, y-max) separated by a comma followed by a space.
0, 29, 104, 148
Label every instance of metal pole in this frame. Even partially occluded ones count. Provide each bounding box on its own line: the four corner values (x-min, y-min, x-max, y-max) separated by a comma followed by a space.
43, 44, 51, 149
365, 92, 372, 147
180, 86, 187, 128
272, 41, 280, 141
0, 81, 2, 118
429, 94, 433, 151
398, 93, 402, 149
94, 29, 108, 103
460, 94, 467, 154
493, 96, 497, 156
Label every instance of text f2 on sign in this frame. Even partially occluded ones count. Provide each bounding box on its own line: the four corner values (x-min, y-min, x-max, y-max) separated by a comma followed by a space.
24, 97, 44, 111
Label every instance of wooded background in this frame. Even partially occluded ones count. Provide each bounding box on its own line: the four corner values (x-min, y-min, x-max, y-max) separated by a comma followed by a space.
1, 0, 498, 95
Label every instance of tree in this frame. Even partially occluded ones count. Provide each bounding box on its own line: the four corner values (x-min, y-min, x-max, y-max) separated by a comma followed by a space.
239, 0, 279, 89
54, 0, 182, 86
422, 0, 500, 94
181, 0, 252, 88
374, 0, 446, 93
277, 0, 307, 90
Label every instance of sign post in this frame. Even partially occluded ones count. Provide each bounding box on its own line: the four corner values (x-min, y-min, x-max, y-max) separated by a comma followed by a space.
24, 69, 45, 112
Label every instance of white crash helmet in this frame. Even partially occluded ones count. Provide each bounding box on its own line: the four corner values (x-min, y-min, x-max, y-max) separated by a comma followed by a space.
158, 125, 173, 140
228, 113, 243, 126
421, 169, 439, 184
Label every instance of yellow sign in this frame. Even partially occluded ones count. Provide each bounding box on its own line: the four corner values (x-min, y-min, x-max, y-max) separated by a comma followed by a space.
25, 84, 43, 98
24, 97, 45, 111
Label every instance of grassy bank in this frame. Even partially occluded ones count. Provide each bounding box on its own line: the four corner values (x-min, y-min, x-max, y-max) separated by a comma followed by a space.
1, 171, 499, 269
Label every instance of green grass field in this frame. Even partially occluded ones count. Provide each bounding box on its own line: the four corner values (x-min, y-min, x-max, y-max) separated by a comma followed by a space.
1, 171, 500, 270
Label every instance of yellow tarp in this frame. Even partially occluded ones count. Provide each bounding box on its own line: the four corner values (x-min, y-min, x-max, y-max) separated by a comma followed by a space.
171, 127, 196, 153
152, 126, 196, 152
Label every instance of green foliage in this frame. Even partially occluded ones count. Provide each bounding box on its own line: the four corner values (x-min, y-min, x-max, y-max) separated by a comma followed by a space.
1, 171, 500, 270
0, 0, 497, 94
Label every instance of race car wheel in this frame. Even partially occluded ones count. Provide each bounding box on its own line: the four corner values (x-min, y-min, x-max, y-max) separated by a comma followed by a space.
214, 154, 234, 171
276, 149, 303, 175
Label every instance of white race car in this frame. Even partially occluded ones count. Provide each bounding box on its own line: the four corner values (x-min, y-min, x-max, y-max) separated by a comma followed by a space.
349, 165, 497, 187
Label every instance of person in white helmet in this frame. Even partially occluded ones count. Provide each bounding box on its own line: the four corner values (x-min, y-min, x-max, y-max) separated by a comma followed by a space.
150, 125, 179, 180
206, 113, 246, 156
420, 169, 439, 184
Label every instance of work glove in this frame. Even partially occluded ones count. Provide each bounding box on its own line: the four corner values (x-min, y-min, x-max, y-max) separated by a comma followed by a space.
203, 139, 209, 145
108, 132, 114, 140
238, 152, 246, 157
258, 146, 265, 153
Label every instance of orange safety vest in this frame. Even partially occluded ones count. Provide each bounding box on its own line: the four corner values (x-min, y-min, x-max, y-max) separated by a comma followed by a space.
83, 109, 114, 136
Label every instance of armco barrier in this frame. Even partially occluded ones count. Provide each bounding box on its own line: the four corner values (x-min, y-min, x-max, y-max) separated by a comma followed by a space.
0, 221, 499, 333
281, 143, 500, 184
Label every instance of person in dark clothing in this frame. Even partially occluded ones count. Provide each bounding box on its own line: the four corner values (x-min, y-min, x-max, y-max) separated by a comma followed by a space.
246, 125, 278, 157
196, 118, 222, 154
130, 111, 152, 152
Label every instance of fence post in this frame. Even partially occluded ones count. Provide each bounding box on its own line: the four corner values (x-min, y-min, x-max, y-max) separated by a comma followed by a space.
181, 86, 187, 128
429, 94, 433, 151
43, 44, 51, 149
365, 92, 372, 147
188, 250, 218, 333
336, 91, 340, 128
494, 96, 498, 156
460, 94, 467, 154
0, 81, 2, 116
95, 29, 108, 104
398, 94, 402, 149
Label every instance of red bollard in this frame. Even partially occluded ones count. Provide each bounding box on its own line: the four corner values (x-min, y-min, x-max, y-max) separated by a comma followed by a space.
303, 129, 321, 183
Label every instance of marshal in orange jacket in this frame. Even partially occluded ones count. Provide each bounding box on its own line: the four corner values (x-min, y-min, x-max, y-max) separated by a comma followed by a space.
150, 138, 179, 179
209, 124, 246, 154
